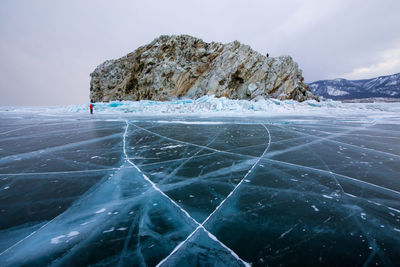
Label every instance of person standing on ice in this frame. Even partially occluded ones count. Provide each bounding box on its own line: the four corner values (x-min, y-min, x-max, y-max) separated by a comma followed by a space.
90, 103, 94, 114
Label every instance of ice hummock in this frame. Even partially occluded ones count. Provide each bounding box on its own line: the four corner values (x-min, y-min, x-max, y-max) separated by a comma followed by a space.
1, 95, 399, 116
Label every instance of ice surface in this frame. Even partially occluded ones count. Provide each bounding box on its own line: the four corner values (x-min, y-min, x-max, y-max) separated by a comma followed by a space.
0, 102, 400, 266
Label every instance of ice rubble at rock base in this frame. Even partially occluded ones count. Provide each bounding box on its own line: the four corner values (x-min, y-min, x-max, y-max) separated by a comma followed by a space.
1, 95, 399, 116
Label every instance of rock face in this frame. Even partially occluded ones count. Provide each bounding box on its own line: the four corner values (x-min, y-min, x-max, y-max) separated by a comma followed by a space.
90, 35, 316, 102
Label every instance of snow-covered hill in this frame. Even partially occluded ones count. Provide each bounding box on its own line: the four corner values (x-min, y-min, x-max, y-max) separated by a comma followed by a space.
309, 73, 400, 100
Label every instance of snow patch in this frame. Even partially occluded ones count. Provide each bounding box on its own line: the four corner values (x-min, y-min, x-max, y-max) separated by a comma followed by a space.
311, 205, 319, 212
67, 231, 79, 237
327, 86, 349, 96
94, 208, 106, 214
80, 220, 95, 226
160, 145, 183, 150
103, 227, 115, 233
50, 235, 65, 244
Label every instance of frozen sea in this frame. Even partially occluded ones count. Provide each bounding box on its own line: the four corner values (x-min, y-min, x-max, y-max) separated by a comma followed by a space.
0, 98, 400, 266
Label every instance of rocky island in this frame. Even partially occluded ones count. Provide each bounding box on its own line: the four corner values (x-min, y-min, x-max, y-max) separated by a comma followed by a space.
90, 35, 317, 102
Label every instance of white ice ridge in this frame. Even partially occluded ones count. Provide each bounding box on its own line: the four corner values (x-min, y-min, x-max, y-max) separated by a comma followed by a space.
122, 121, 251, 266
156, 124, 271, 267
2, 95, 400, 116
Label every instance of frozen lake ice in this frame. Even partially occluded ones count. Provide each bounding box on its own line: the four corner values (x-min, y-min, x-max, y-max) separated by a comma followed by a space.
0, 110, 399, 266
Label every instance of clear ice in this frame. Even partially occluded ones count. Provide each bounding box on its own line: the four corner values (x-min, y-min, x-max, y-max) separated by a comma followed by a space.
0, 111, 399, 266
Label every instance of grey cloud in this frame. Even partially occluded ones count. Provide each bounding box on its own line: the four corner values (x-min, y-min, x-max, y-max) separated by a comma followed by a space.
1, 0, 399, 105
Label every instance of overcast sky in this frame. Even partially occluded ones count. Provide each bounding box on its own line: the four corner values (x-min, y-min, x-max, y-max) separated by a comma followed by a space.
1, 0, 400, 106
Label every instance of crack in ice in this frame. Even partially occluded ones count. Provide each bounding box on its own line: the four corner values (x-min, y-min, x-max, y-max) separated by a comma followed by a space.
0, 133, 122, 164
2, 147, 126, 181
157, 130, 222, 185
282, 124, 400, 159
309, 148, 345, 193
0, 167, 126, 176
123, 120, 250, 266
131, 123, 253, 159
263, 158, 400, 197
265, 123, 375, 159
0, 216, 59, 257
156, 124, 271, 267
0, 123, 42, 136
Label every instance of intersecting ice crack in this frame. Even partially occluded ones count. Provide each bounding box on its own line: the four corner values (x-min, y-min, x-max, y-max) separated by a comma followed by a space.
0, 214, 59, 257
132, 121, 400, 198
0, 133, 121, 164
128, 120, 400, 226
260, 124, 400, 199
265, 122, 378, 159
0, 122, 44, 136
273, 123, 400, 159
0, 167, 126, 176
155, 124, 271, 266
157, 129, 222, 186
123, 120, 253, 266
131, 123, 255, 159
308, 146, 345, 194
263, 158, 400, 198
140, 143, 258, 168
130, 121, 400, 210
2, 117, 398, 264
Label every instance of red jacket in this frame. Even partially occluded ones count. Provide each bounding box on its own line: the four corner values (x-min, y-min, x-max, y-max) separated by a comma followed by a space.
90, 104, 93, 109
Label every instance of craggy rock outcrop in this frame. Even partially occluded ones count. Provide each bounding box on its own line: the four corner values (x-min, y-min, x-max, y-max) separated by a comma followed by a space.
90, 35, 316, 102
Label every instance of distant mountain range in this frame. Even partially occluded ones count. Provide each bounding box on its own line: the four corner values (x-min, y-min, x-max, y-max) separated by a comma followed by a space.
308, 72, 400, 100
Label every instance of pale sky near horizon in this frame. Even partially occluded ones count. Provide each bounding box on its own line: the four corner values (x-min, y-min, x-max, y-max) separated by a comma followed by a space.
1, 0, 400, 106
